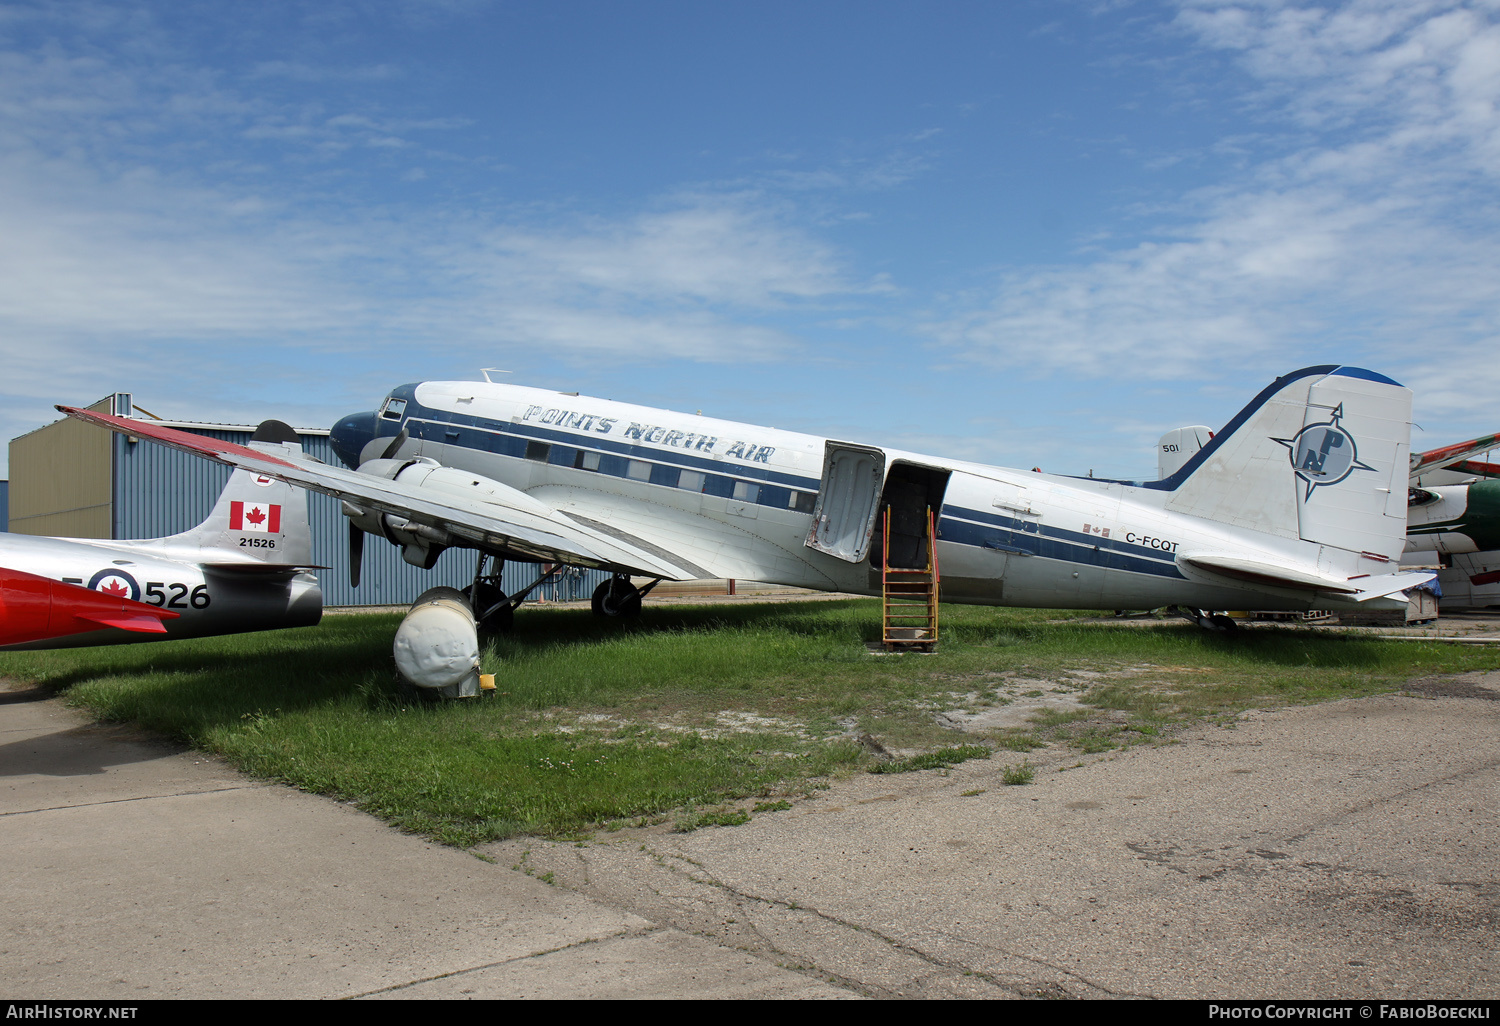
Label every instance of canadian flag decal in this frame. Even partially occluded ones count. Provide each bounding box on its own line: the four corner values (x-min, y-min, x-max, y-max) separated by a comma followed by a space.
231, 501, 281, 533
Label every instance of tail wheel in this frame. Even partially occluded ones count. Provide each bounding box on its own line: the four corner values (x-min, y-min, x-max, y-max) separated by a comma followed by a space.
591, 577, 642, 619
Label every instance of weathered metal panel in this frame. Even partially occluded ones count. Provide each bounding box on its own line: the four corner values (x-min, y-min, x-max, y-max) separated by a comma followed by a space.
7, 398, 113, 538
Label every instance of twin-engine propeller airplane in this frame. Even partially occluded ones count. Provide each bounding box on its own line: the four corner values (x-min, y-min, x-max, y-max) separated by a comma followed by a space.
62, 365, 1432, 694
0, 421, 322, 650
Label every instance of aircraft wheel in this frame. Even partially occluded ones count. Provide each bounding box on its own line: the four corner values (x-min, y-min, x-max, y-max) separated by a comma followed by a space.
592, 578, 642, 619
472, 583, 514, 635
1208, 614, 1238, 632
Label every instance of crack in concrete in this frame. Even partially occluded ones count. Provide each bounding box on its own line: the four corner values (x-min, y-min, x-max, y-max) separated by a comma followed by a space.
1279, 755, 1500, 849
0, 784, 265, 817
624, 840, 1139, 999
343, 925, 657, 998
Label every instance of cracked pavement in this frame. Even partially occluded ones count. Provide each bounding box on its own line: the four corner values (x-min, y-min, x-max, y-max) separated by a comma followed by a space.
484, 672, 1500, 999
0, 686, 845, 999
3, 671, 1497, 999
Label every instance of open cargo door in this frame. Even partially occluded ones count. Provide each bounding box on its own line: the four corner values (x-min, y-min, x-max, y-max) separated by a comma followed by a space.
805, 442, 886, 563
876, 461, 952, 569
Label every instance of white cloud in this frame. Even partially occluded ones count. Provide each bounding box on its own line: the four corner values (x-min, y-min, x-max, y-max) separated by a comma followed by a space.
473, 198, 859, 308
933, 0, 1500, 431
0, 19, 872, 466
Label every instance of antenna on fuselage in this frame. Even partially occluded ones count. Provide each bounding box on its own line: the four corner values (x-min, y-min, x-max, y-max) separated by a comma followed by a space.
480, 368, 512, 383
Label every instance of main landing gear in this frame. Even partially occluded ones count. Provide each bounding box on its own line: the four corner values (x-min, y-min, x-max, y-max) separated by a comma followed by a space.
591, 574, 660, 619
1171, 606, 1238, 632
394, 559, 665, 699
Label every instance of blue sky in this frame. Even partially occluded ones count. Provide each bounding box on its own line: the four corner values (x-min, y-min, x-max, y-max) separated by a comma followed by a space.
2, 0, 1497, 480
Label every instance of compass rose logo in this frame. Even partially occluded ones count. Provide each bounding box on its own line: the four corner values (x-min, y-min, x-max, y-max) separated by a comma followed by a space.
1275, 404, 1375, 500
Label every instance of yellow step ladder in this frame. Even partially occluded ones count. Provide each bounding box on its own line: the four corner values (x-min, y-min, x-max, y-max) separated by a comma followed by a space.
882, 507, 939, 652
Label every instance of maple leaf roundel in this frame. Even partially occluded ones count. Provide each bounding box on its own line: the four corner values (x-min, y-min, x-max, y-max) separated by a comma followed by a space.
88, 569, 141, 602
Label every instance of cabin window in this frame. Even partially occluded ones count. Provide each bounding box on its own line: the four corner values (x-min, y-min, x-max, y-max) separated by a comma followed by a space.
733, 481, 760, 503
575, 450, 601, 471
788, 490, 816, 514
679, 470, 706, 492
525, 441, 551, 462
626, 460, 652, 482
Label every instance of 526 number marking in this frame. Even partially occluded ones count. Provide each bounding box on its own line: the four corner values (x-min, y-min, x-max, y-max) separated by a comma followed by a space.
144, 582, 211, 609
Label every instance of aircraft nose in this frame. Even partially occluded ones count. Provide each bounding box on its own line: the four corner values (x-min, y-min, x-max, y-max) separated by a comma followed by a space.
330, 410, 377, 468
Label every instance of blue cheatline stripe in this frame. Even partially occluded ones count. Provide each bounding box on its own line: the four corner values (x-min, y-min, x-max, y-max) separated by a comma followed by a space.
396, 400, 823, 491
389, 409, 821, 515
939, 508, 1187, 581
942, 505, 1181, 566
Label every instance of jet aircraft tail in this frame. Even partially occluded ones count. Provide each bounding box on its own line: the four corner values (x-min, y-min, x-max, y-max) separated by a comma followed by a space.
156, 420, 315, 568
1161, 366, 1411, 563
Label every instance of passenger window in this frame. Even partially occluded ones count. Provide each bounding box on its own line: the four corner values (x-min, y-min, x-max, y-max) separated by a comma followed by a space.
627, 460, 652, 482
733, 481, 760, 503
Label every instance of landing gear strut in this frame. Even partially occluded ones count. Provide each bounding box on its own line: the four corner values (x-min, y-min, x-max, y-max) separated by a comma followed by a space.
469, 554, 515, 635
468, 554, 578, 635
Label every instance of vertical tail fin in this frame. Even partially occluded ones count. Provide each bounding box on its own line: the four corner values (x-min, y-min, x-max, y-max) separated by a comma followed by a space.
1162, 366, 1411, 561
162, 420, 314, 566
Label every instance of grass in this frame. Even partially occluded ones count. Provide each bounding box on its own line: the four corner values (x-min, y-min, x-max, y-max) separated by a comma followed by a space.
868, 743, 991, 774
2, 599, 1495, 845
1002, 761, 1036, 785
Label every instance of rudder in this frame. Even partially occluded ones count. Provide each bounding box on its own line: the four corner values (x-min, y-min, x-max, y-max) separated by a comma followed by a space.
1163, 366, 1411, 561
162, 420, 314, 566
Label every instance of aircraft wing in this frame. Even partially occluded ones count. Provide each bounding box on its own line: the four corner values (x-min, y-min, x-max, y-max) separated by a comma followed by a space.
1410, 431, 1500, 479
533, 486, 843, 588
58, 407, 701, 581
1442, 459, 1500, 480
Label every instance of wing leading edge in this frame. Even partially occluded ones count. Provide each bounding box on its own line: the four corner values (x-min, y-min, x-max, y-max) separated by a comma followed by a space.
57, 407, 700, 582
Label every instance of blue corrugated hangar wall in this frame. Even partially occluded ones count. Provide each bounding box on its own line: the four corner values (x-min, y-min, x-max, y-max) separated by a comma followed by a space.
111, 419, 611, 608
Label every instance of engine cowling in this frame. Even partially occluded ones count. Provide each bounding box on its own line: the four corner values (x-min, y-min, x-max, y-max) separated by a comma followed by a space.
343, 457, 480, 568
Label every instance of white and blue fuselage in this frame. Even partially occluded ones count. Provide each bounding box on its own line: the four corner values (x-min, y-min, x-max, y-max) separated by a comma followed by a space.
330, 373, 1413, 614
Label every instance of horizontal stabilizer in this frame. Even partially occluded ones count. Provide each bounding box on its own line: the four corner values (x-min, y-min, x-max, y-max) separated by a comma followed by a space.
1347, 570, 1437, 601
1180, 554, 1361, 594
1180, 554, 1434, 602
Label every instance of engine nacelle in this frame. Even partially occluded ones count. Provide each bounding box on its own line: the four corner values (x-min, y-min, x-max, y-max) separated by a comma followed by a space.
393, 586, 481, 697
344, 458, 476, 568
1405, 483, 1484, 555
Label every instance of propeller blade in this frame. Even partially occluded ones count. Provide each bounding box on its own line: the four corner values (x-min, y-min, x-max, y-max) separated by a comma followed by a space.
379, 426, 409, 461
349, 521, 365, 589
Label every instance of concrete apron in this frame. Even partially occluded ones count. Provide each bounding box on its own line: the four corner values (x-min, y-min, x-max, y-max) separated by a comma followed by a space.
4, 673, 1497, 1000
0, 687, 846, 1000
